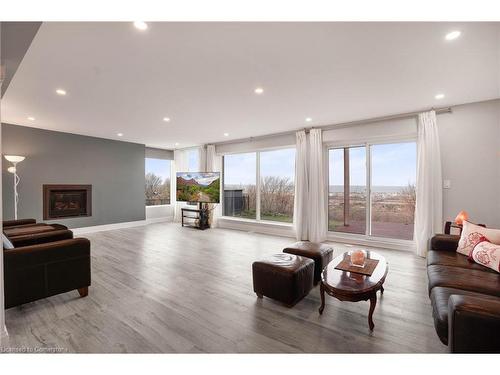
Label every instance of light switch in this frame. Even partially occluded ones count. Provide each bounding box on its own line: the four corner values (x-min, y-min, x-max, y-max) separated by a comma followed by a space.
443, 179, 451, 189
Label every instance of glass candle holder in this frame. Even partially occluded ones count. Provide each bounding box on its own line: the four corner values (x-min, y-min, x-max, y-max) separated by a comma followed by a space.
348, 272, 365, 283
350, 250, 366, 268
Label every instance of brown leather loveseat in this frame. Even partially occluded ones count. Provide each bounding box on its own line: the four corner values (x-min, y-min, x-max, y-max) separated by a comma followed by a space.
3, 219, 91, 309
427, 234, 500, 352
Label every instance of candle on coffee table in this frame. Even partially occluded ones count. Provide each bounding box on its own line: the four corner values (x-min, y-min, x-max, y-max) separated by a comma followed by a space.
351, 250, 366, 267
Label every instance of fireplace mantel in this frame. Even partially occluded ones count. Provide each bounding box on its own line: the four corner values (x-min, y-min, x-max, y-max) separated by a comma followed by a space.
43, 184, 92, 220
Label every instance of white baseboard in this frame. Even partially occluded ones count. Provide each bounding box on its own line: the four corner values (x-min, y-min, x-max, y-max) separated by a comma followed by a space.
145, 217, 173, 224
327, 233, 414, 252
217, 217, 296, 239
71, 216, 168, 235
217, 217, 413, 251
73, 217, 174, 235
73, 220, 148, 235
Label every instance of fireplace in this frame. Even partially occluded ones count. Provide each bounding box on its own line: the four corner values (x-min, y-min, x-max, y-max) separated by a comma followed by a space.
43, 184, 92, 220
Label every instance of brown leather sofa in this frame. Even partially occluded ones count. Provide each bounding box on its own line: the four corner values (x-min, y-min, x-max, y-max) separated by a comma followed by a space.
3, 218, 68, 237
3, 219, 91, 309
3, 218, 38, 227
428, 234, 500, 353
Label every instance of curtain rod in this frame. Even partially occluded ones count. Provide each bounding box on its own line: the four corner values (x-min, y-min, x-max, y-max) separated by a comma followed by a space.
212, 106, 452, 147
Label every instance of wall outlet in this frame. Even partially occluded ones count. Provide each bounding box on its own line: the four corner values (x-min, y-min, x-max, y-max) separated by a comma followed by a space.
443, 179, 451, 189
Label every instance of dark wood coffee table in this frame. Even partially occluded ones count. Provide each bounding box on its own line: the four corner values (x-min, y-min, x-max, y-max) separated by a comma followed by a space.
319, 251, 388, 330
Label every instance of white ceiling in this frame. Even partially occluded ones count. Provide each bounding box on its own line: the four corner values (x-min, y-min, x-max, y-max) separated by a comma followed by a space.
2, 22, 500, 149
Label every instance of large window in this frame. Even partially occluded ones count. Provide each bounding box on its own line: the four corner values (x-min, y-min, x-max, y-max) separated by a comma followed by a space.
223, 148, 295, 223
145, 158, 171, 206
223, 152, 257, 219
260, 148, 295, 223
328, 141, 416, 240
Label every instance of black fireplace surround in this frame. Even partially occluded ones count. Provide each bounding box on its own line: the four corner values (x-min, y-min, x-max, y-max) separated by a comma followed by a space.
43, 184, 92, 220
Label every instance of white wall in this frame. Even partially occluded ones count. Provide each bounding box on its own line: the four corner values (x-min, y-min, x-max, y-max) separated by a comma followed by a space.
438, 99, 500, 228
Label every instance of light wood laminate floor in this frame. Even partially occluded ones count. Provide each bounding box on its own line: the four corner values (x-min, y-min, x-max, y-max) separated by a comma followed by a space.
2, 223, 445, 353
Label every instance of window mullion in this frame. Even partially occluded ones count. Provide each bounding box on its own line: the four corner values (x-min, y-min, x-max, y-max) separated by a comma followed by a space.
256, 151, 261, 221
366, 144, 372, 236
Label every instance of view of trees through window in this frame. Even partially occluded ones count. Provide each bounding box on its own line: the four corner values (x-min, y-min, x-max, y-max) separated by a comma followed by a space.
223, 148, 295, 223
260, 148, 295, 222
145, 158, 171, 206
328, 142, 416, 240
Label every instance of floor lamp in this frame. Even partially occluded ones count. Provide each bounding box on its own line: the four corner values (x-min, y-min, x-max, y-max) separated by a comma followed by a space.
4, 155, 26, 220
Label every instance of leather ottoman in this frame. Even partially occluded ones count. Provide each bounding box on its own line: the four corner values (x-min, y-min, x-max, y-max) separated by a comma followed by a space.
252, 254, 314, 307
283, 241, 334, 284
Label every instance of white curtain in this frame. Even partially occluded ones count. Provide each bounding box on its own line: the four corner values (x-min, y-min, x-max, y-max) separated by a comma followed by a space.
293, 131, 309, 240
308, 129, 327, 243
206, 144, 222, 227
414, 110, 443, 257
198, 146, 206, 173
173, 149, 190, 222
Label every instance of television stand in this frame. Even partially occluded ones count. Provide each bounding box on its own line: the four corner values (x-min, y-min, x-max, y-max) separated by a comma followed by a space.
181, 203, 210, 230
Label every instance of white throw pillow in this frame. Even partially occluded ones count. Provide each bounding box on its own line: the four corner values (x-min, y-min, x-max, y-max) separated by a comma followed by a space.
2, 233, 15, 249
469, 237, 500, 273
456, 220, 500, 256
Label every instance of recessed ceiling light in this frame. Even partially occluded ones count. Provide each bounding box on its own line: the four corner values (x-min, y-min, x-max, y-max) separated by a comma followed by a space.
445, 30, 461, 41
134, 21, 148, 31
163, 117, 171, 122
305, 117, 312, 123
224, 133, 229, 137
254, 87, 264, 95
56, 89, 67, 96
117, 133, 123, 137
435, 93, 445, 100
175, 142, 179, 146
27, 116, 35, 121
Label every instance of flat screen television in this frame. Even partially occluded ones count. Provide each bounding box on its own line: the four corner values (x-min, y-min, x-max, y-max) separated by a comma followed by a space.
176, 172, 221, 203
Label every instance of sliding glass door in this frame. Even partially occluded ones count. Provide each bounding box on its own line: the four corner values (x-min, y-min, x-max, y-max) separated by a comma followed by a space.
328, 141, 416, 241
370, 143, 416, 240
328, 147, 367, 234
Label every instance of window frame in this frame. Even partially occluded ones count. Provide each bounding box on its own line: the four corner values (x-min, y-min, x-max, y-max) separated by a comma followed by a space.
221, 144, 296, 225
325, 135, 417, 244
145, 157, 173, 207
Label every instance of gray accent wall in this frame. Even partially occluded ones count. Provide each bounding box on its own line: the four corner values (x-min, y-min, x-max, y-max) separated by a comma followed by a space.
438, 99, 500, 228
2, 123, 145, 228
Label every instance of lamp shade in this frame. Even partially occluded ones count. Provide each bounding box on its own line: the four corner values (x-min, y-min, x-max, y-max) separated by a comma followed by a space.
4, 155, 25, 163
455, 210, 469, 225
